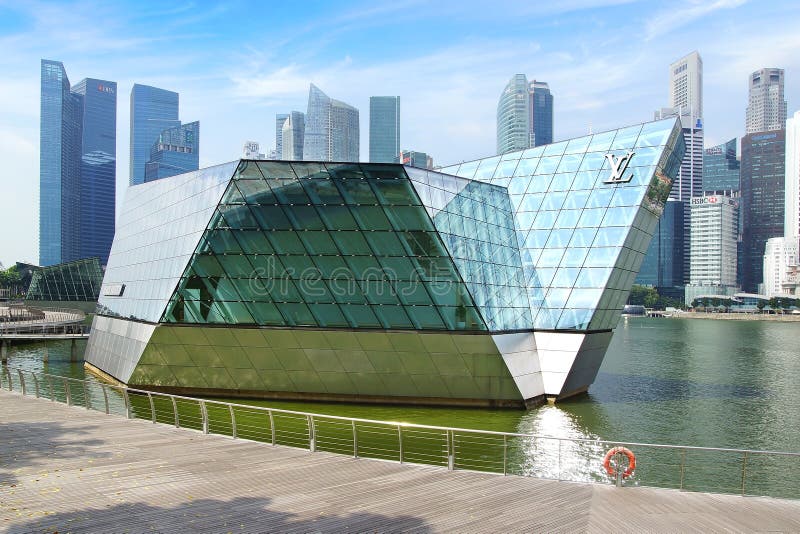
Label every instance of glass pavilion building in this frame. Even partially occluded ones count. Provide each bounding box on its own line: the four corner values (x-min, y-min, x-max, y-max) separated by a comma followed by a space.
86, 118, 684, 407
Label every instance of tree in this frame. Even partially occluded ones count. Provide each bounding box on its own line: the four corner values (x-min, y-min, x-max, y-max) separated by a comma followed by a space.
628, 285, 658, 307
0, 265, 20, 288
757, 300, 766, 313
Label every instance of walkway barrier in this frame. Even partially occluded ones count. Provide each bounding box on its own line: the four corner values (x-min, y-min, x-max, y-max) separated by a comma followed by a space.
2, 366, 799, 499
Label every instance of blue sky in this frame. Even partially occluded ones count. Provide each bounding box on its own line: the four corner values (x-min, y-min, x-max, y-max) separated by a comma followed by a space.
1, 0, 799, 266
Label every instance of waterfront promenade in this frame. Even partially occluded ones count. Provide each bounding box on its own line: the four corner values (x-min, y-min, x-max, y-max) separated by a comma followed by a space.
2, 392, 800, 532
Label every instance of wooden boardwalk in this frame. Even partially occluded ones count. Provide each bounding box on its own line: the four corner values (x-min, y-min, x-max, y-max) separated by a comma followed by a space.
1, 391, 800, 533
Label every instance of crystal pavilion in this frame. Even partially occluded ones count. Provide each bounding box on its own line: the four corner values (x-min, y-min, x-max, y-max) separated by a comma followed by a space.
85, 118, 684, 407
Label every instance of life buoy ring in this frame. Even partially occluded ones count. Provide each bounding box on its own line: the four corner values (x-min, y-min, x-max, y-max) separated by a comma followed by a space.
602, 446, 636, 478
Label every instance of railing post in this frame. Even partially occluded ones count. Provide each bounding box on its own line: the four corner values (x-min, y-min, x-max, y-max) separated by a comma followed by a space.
398, 425, 403, 464
557, 438, 562, 481
82, 381, 90, 410
503, 434, 508, 476
615, 449, 622, 488
352, 420, 358, 458
269, 410, 276, 446
47, 374, 54, 400
741, 451, 748, 496
147, 392, 156, 423
122, 389, 131, 419
307, 415, 315, 452
63, 378, 71, 406
679, 448, 686, 490
447, 430, 455, 471
229, 405, 237, 439
32, 373, 39, 398
16, 369, 26, 395
171, 396, 180, 428
101, 384, 109, 414
5, 367, 12, 391
200, 400, 209, 434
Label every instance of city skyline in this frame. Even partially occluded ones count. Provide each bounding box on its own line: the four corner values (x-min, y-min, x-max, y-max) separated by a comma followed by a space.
2, 0, 800, 265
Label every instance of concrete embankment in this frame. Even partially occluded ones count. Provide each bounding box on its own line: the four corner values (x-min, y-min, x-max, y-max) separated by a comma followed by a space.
670, 312, 800, 322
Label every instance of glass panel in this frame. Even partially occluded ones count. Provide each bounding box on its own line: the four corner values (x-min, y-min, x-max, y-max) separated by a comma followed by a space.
270, 179, 311, 204
301, 178, 344, 204
386, 206, 435, 231
373, 305, 414, 329
236, 179, 276, 204
250, 205, 292, 230
284, 205, 325, 230
406, 306, 446, 329
317, 205, 359, 230
245, 301, 285, 325
309, 303, 349, 327
299, 232, 339, 254
336, 179, 379, 204
332, 232, 373, 255
370, 179, 418, 204
278, 303, 316, 326
340, 304, 381, 328
266, 231, 306, 254
234, 230, 274, 254
365, 232, 406, 255
352, 206, 393, 230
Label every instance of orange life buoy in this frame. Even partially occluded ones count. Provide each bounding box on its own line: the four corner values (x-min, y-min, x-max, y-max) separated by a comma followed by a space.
602, 446, 636, 478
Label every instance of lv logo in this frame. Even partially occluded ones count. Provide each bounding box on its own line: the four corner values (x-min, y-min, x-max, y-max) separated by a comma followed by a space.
603, 151, 635, 184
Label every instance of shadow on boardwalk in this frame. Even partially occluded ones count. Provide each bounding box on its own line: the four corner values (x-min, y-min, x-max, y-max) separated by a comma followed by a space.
0, 421, 108, 487
8, 496, 431, 533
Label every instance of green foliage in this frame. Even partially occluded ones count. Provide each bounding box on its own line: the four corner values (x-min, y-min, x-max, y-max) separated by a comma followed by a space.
628, 285, 686, 310
0, 265, 21, 288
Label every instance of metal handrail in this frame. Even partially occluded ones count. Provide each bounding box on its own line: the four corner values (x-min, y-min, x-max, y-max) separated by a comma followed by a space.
2, 365, 799, 498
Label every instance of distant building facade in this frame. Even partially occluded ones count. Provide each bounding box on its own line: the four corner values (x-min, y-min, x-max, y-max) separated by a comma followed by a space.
740, 130, 786, 292
635, 199, 686, 298
703, 138, 740, 193
746, 68, 787, 135
144, 122, 200, 181
275, 113, 289, 159
281, 111, 305, 160
785, 110, 800, 241
763, 237, 798, 297
40, 60, 116, 266
497, 74, 554, 154
303, 84, 359, 162
669, 51, 703, 119
686, 195, 738, 303
130, 85, 179, 185
369, 96, 400, 163
394, 150, 433, 169
242, 141, 265, 159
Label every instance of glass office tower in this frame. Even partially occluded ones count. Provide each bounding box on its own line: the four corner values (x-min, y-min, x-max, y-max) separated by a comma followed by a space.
130, 84, 179, 185
303, 84, 359, 162
529, 80, 553, 147
703, 138, 740, 192
39, 60, 116, 266
86, 118, 683, 407
369, 96, 400, 163
144, 122, 200, 181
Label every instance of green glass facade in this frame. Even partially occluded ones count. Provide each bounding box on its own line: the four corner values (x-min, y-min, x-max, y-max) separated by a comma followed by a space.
26, 257, 103, 302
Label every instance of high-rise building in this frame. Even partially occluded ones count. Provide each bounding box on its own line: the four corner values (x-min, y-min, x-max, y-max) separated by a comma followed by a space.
242, 141, 265, 159
275, 113, 289, 159
746, 68, 787, 135
763, 237, 798, 297
635, 199, 686, 297
669, 51, 702, 119
40, 60, 116, 266
703, 138, 740, 193
281, 111, 305, 160
303, 84, 359, 162
685, 195, 738, 303
529, 80, 553, 147
497, 74, 529, 155
785, 110, 800, 240
369, 96, 400, 163
740, 130, 786, 292
394, 150, 433, 169
144, 122, 200, 182
130, 85, 179, 185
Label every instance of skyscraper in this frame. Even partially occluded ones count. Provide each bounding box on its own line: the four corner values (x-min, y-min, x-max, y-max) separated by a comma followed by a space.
785, 110, 800, 241
394, 150, 433, 169
369, 96, 400, 162
635, 199, 686, 296
144, 122, 200, 182
762, 237, 798, 297
496, 75, 554, 155
303, 84, 359, 162
740, 130, 786, 292
669, 51, 702, 119
686, 195, 738, 303
746, 68, 787, 134
275, 113, 289, 159
130, 85, 179, 185
529, 80, 553, 147
40, 60, 116, 266
281, 111, 305, 160
703, 138, 740, 193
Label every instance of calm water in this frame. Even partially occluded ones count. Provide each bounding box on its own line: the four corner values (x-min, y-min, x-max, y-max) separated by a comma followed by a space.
6, 316, 800, 451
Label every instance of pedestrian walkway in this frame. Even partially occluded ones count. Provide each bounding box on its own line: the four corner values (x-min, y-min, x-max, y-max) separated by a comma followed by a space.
1, 390, 799, 533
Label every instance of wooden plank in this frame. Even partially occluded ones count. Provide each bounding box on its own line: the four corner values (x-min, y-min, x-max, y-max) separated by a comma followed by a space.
1, 390, 800, 533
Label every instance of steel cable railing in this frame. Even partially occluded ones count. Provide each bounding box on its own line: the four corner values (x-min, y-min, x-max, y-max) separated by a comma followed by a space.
1, 365, 799, 499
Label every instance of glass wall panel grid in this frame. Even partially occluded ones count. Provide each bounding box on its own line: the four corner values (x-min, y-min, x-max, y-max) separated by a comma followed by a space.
25, 257, 103, 302
161, 162, 488, 332
438, 118, 683, 331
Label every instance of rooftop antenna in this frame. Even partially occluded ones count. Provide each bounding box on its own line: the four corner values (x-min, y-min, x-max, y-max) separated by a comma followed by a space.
588, 121, 593, 135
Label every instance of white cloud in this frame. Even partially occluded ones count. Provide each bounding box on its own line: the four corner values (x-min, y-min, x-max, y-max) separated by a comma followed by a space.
645, 0, 748, 41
